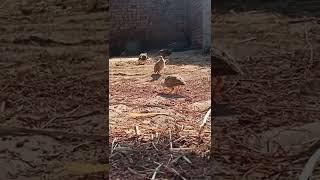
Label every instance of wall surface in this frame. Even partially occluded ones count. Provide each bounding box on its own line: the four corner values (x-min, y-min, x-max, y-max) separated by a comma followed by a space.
110, 0, 187, 54
110, 0, 208, 55
188, 0, 203, 49
202, 0, 211, 49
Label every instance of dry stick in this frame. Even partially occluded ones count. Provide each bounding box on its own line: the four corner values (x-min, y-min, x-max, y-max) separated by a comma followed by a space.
200, 108, 211, 128
169, 129, 173, 149
288, 18, 315, 24
41, 106, 82, 128
182, 156, 192, 164
110, 138, 117, 155
299, 148, 320, 180
168, 167, 187, 180
151, 141, 159, 151
127, 167, 147, 178
41, 108, 102, 129
151, 163, 163, 180
170, 148, 193, 152
0, 126, 107, 140
134, 125, 140, 135
236, 37, 257, 44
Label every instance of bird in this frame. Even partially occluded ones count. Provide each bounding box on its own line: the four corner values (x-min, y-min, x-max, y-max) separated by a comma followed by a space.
162, 75, 186, 94
158, 49, 172, 58
138, 53, 148, 64
154, 56, 165, 74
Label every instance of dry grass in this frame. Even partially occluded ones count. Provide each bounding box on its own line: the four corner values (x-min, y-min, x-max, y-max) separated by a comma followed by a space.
212, 10, 320, 179
109, 51, 212, 179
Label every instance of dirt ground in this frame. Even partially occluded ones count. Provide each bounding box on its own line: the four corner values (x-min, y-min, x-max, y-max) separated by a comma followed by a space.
212, 7, 320, 179
109, 51, 212, 179
0, 0, 108, 179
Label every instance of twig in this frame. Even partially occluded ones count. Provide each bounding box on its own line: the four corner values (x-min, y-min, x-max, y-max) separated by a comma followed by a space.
111, 138, 117, 155
41, 108, 102, 129
127, 167, 147, 178
169, 147, 192, 152
151, 141, 159, 151
70, 142, 90, 152
151, 163, 163, 180
200, 108, 211, 128
171, 155, 182, 164
112, 147, 133, 152
134, 125, 140, 135
169, 129, 173, 149
288, 18, 315, 24
299, 148, 320, 180
167, 166, 187, 180
236, 37, 257, 44
182, 155, 192, 164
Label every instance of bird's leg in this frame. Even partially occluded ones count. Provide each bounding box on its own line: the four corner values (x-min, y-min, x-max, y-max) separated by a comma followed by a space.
175, 86, 178, 94
174, 86, 180, 94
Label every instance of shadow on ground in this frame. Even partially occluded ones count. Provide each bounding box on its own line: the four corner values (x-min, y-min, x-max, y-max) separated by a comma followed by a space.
150, 73, 161, 81
157, 92, 186, 99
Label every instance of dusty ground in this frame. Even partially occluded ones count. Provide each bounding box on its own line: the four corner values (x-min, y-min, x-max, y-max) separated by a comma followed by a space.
109, 51, 212, 179
212, 7, 320, 179
0, 0, 108, 179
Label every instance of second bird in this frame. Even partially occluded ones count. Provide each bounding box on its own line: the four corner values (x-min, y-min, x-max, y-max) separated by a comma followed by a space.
154, 56, 165, 74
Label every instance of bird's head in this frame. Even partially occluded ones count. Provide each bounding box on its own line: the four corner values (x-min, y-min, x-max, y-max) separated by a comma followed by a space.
158, 56, 165, 61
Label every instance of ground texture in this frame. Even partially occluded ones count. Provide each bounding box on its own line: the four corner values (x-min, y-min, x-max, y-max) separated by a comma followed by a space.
109, 51, 212, 179
212, 8, 320, 179
0, 0, 108, 179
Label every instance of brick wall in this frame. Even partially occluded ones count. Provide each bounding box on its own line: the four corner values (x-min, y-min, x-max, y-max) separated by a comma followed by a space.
110, 0, 207, 55
188, 0, 203, 49
110, 0, 187, 53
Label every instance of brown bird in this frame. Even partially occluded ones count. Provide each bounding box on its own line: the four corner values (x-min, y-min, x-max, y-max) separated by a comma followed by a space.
138, 53, 148, 64
162, 75, 186, 94
154, 56, 165, 74
158, 49, 172, 58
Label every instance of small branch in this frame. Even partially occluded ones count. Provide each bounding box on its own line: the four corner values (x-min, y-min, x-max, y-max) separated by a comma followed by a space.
299, 148, 320, 180
236, 37, 257, 44
200, 108, 211, 128
151, 163, 163, 180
